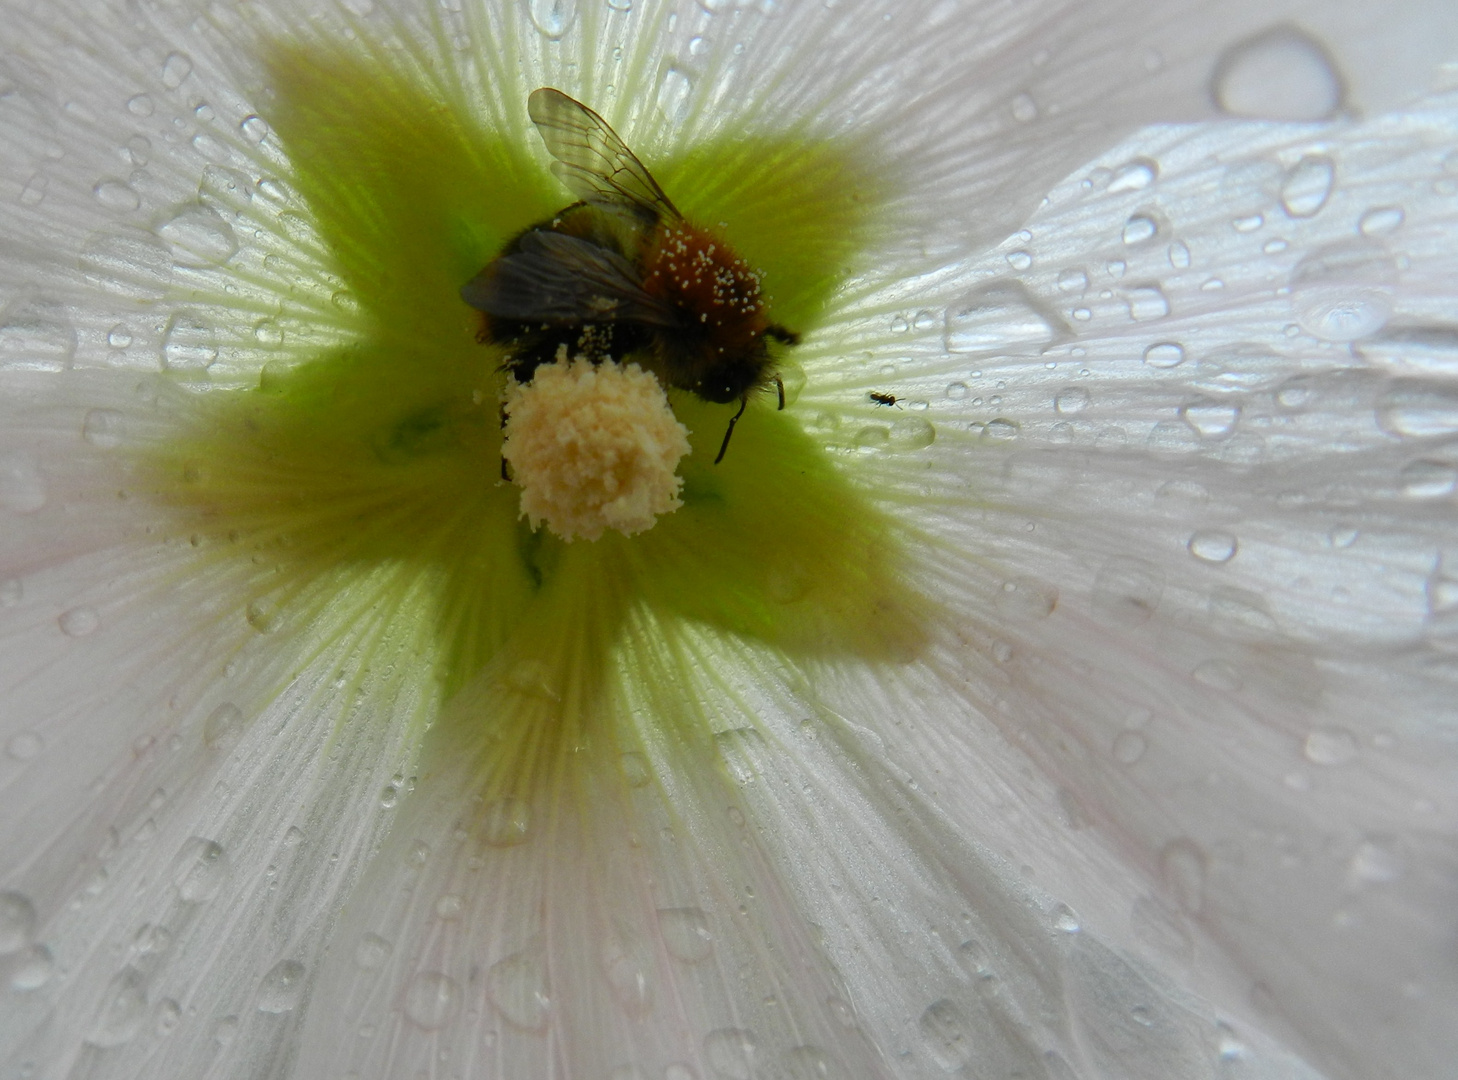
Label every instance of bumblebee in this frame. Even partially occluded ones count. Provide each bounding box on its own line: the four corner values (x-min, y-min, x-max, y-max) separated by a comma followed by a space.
462, 88, 798, 463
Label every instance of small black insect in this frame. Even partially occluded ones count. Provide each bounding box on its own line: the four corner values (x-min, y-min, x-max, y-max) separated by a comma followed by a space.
462, 88, 799, 464
869, 391, 901, 407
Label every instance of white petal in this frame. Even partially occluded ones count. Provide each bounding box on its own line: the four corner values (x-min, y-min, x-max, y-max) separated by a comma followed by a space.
807, 86, 1458, 1079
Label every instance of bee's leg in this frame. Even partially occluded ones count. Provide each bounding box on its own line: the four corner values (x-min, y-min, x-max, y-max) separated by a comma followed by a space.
774, 375, 785, 410
714, 396, 749, 465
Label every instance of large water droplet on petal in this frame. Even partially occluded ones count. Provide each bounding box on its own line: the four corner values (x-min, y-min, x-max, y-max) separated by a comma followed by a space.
527, 0, 576, 37
658, 907, 713, 962
488, 946, 550, 1030
404, 971, 460, 1029
919, 999, 973, 1069
1280, 155, 1335, 218
0, 453, 46, 514
944, 281, 1066, 356
162, 311, 219, 370
158, 204, 238, 267
257, 959, 306, 1013
1376, 382, 1458, 438
173, 837, 229, 903
1289, 240, 1395, 342
1212, 25, 1343, 121
80, 230, 173, 301
704, 1028, 759, 1080
0, 299, 76, 372
91, 968, 148, 1046
0, 892, 37, 953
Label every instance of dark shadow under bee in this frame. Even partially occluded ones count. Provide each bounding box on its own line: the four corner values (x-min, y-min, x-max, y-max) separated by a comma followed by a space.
462, 88, 799, 469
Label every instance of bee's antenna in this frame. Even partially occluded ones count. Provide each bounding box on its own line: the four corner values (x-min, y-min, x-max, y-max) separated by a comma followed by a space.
774, 375, 785, 411
715, 396, 749, 464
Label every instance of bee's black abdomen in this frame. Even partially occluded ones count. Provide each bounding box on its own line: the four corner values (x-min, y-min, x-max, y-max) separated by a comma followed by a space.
486, 316, 653, 384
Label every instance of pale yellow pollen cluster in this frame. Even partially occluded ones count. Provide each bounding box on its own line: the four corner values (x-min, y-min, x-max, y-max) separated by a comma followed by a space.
502, 353, 691, 542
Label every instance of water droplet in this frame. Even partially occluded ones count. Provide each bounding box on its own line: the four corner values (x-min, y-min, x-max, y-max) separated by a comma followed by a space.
488, 946, 550, 1030
1057, 267, 1088, 294
127, 93, 154, 116
1188, 530, 1237, 563
919, 999, 973, 1069
1193, 658, 1242, 691
704, 1028, 758, 1079
257, 959, 306, 1013
91, 967, 147, 1046
945, 281, 1065, 355
240, 115, 270, 142
1280, 155, 1334, 218
1304, 727, 1357, 766
82, 409, 124, 449
1108, 158, 1157, 193
1092, 556, 1164, 626
245, 596, 280, 633
1006, 250, 1032, 271
1122, 214, 1157, 246
1143, 342, 1185, 369
158, 204, 237, 267
1126, 284, 1169, 320
173, 837, 229, 903
946, 381, 969, 400
1399, 458, 1457, 498
354, 932, 393, 970
1160, 838, 1206, 913
1112, 731, 1146, 764
1290, 240, 1395, 342
161, 311, 218, 370
980, 418, 1019, 443
995, 576, 1058, 620
0, 892, 37, 953
161, 52, 193, 89
658, 907, 713, 962
18, 172, 47, 206
1052, 903, 1081, 933
204, 702, 243, 749
1167, 240, 1191, 269
94, 180, 140, 211
80, 229, 173, 301
888, 415, 935, 449
601, 931, 654, 1014
620, 751, 652, 788
1376, 382, 1458, 438
1181, 398, 1239, 438
1348, 836, 1403, 885
1358, 206, 1404, 237
1054, 386, 1089, 414
6, 731, 42, 760
0, 453, 45, 514
0, 300, 76, 372
1212, 26, 1342, 121
58, 606, 99, 637
10, 943, 54, 991
1009, 92, 1038, 122
658, 68, 692, 120
404, 971, 460, 1029
482, 796, 531, 846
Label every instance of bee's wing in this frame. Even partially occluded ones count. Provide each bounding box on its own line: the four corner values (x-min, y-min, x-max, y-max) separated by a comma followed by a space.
528, 88, 681, 224
461, 230, 681, 327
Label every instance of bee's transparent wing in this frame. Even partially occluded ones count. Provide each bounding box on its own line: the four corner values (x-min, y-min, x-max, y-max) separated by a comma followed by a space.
528, 88, 680, 224
461, 230, 681, 327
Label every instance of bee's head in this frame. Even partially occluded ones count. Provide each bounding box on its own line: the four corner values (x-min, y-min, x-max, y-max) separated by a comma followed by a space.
697, 360, 762, 404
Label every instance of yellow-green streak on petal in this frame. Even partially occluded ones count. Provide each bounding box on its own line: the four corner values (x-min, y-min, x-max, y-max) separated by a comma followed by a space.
141, 43, 926, 784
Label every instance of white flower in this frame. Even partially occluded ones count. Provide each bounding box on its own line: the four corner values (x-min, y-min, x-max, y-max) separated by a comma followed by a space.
1, 2, 1454, 1079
